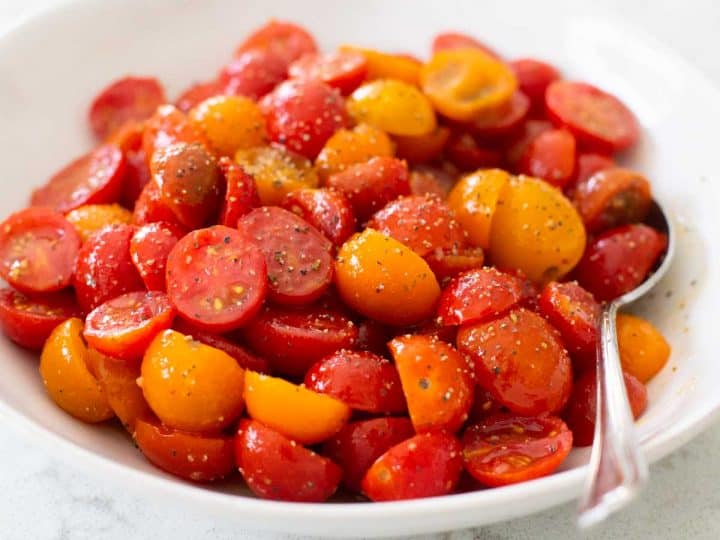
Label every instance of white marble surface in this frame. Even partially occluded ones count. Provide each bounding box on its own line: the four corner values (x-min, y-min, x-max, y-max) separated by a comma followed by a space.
2, 1, 720, 539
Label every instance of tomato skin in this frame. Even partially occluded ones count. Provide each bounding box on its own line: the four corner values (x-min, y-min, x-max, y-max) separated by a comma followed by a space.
121, 149, 152, 208
31, 145, 127, 213
504, 119, 553, 168
572, 152, 615, 187
305, 350, 407, 414
616, 313, 671, 383
393, 127, 450, 164
235, 20, 318, 66
574, 224, 667, 302
132, 181, 181, 227
242, 305, 358, 377
175, 80, 225, 113
289, 51, 368, 95
280, 188, 357, 246
463, 91, 530, 141
218, 157, 259, 227
315, 123, 395, 180
431, 31, 500, 59
425, 247, 486, 284
409, 165, 456, 199
235, 419, 341, 502
66, 203, 133, 242
322, 417, 415, 492
444, 132, 503, 172
457, 308, 573, 416
73, 224, 144, 313
519, 129, 576, 188
355, 319, 392, 356
260, 79, 349, 160
361, 432, 463, 501
130, 221, 186, 291
220, 49, 288, 101
0, 288, 81, 350
89, 77, 166, 139
509, 59, 560, 111
142, 105, 210, 166
135, 418, 235, 482
462, 414, 572, 486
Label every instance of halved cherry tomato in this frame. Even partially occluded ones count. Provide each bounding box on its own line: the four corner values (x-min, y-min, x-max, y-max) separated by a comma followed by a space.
425, 247, 486, 283
463, 91, 530, 141
122, 149, 152, 209
235, 20, 317, 65
235, 419, 341, 502
390, 335, 474, 433
562, 369, 647, 446
573, 167, 652, 233
574, 224, 667, 302
504, 119, 553, 168
217, 157, 259, 227
315, 123, 395, 180
289, 50, 368, 95
238, 207, 333, 305
519, 128, 576, 188
280, 188, 356, 246
437, 267, 535, 326
31, 145, 126, 213
141, 329, 245, 432
457, 308, 573, 415
175, 80, 225, 113
340, 46, 421, 85
431, 31, 500, 59
462, 414, 572, 486
165, 226, 267, 333
361, 432, 463, 501
189, 96, 267, 157
219, 49, 288, 101
323, 417, 415, 492
142, 105, 210, 165
335, 229, 441, 326
84, 291, 175, 361
88, 77, 165, 139
467, 387, 506, 422
106, 119, 144, 153
545, 81, 640, 152
241, 304, 357, 377
305, 350, 407, 414
73, 224, 144, 312
409, 165, 456, 199
0, 287, 81, 350
393, 126, 450, 164
0, 208, 80, 294
129, 221, 186, 291
571, 152, 616, 191
617, 313, 671, 383
66, 204, 133, 242
135, 418, 235, 482
509, 59, 560, 111
326, 156, 410, 222
260, 79, 348, 159
132, 180, 180, 226
444, 131, 503, 172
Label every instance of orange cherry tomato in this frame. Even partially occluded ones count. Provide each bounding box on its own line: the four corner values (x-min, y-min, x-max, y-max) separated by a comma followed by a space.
393, 126, 450, 164
315, 123, 395, 180
235, 20, 317, 65
341, 46, 421, 85
617, 313, 671, 383
65, 204, 133, 242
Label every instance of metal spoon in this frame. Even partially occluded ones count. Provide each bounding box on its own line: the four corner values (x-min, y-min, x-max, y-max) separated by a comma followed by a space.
577, 200, 675, 528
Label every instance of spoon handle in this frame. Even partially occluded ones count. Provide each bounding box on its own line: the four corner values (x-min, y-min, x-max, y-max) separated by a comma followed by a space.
577, 301, 648, 528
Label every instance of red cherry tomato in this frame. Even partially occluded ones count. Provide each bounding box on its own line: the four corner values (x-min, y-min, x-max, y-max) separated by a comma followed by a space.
175, 80, 225, 113
242, 305, 358, 377
509, 59, 560, 111
504, 119, 553, 168
519, 128, 576, 188
394, 127, 451, 165
305, 350, 407, 414
409, 165, 457, 199
464, 91, 530, 141
84, 291, 175, 360
280, 188, 356, 246
545, 81, 640, 153
326, 156, 410, 222
132, 181, 180, 226
166, 225, 267, 333
361, 432, 463, 501
425, 247, 486, 283
89, 77, 166, 140
431, 31, 500, 59
219, 49, 288, 101
129, 221, 186, 291
322, 417, 415, 492
467, 387, 506, 423
235, 419, 341, 502
445, 132, 503, 172
0, 288, 81, 350
142, 105, 210, 165
562, 369, 647, 446
462, 414, 572, 486
135, 418, 235, 482
31, 145, 126, 213
437, 267, 535, 326
457, 308, 573, 415
574, 224, 667, 302
289, 51, 368, 95
0, 208, 80, 294
73, 224, 144, 312
238, 207, 333, 305
218, 157, 259, 228
122, 149, 152, 208
573, 153, 616, 186
235, 20, 318, 66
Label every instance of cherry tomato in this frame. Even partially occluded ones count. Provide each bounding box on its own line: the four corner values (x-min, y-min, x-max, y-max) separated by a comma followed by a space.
166, 226, 267, 333
135, 418, 235, 482
84, 291, 175, 361
467, 387, 506, 422
132, 180, 180, 226
509, 59, 560, 111
571, 152, 616, 189
457, 308, 573, 415
361, 432, 463, 501
393, 127, 450, 164
573, 167, 652, 234
355, 319, 393, 356
504, 119, 553, 168
462, 414, 572, 486
241, 305, 357, 377
305, 350, 407, 414
65, 204, 133, 242
129, 221, 185, 291
431, 31, 500, 59
122, 149, 152, 209
217, 157, 259, 227
322, 417, 415, 492
617, 313, 671, 383
445, 131, 503, 172
105, 119, 144, 153
519, 129, 576, 188
463, 91, 530, 141
574, 224, 667, 302
545, 81, 640, 153
409, 165, 456, 199
235, 20, 317, 65
0, 208, 80, 294
289, 50, 367, 95
88, 77, 165, 139
260, 79, 348, 159
326, 156, 410, 222
238, 207, 333, 305
142, 105, 210, 165
73, 224, 144, 312
315, 123, 395, 180
562, 369, 647, 446
0, 287, 81, 350
389, 335, 474, 434
219, 49, 288, 101
235, 419, 341, 502
340, 46, 421, 85
425, 247, 486, 283
189, 96, 267, 157
280, 188, 356, 246
31, 145, 126, 213
175, 80, 225, 113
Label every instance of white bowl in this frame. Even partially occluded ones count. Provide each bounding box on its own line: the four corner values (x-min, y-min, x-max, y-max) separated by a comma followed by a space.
1, 0, 719, 536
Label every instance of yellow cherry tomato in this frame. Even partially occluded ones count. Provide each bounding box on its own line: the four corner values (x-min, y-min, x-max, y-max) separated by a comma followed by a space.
39, 318, 114, 423
420, 48, 517, 122
65, 204, 133, 242
235, 145, 319, 206
315, 123, 394, 179
340, 46, 421, 85
190, 95, 267, 156
335, 229, 441, 326
347, 80, 437, 136
617, 313, 671, 383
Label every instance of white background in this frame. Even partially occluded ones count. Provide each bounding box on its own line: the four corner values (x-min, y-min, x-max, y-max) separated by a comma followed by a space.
1, 1, 719, 539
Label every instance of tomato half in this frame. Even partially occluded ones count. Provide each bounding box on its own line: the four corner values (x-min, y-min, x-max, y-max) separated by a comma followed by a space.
280, 188, 356, 246
444, 131, 503, 172
234, 20, 318, 65
218, 157, 259, 227
129, 221, 186, 291
175, 80, 225, 113
409, 165, 456, 199
219, 49, 288, 101
132, 181, 181, 226
425, 247, 486, 283
393, 126, 450, 165
518, 128, 576, 188
509, 59, 560, 111
142, 105, 210, 165
464, 91, 530, 141
288, 50, 368, 95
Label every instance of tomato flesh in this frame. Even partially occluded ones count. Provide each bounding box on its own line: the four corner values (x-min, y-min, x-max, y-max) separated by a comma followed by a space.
509, 59, 560, 111
220, 49, 288, 101
280, 188, 356, 246
519, 128, 576, 188
218, 157, 259, 227
289, 50, 368, 95
130, 221, 186, 291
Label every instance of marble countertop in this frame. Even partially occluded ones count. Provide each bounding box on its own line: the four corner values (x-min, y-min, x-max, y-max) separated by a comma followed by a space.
2, 1, 720, 539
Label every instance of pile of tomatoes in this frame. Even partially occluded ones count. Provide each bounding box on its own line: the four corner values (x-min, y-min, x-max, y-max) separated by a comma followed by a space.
0, 20, 672, 502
